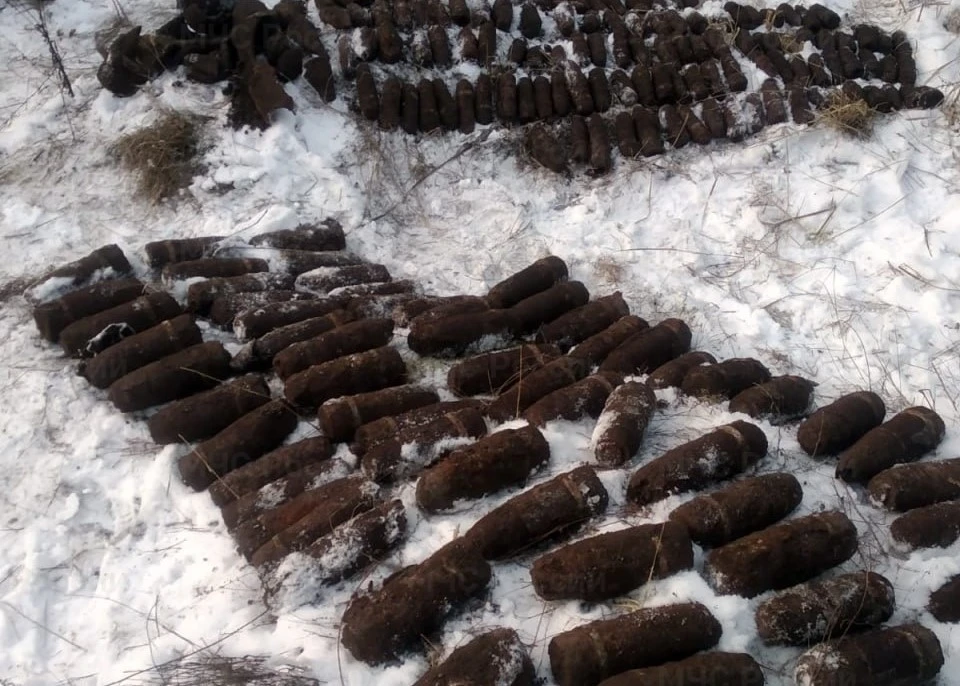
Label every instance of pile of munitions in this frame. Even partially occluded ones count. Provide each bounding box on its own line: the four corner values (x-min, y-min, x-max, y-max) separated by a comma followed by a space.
26, 232, 955, 685
97, 0, 944, 171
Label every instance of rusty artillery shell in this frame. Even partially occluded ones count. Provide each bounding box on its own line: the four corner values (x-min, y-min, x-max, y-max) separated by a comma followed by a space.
517, 77, 537, 124
568, 314, 649, 367
527, 123, 567, 173
537, 293, 630, 351
283, 345, 406, 408
272, 317, 394, 379
592, 381, 656, 467
680, 357, 772, 400
206, 246, 362, 275
108, 341, 232, 412
598, 652, 764, 686
630, 66, 655, 106
208, 435, 333, 507
433, 78, 458, 130
531, 522, 693, 601
588, 68, 611, 112
233, 298, 349, 340
600, 318, 691, 375
407, 309, 516, 358
416, 425, 551, 512
34, 278, 145, 343
868, 457, 960, 512
145, 237, 224, 268
161, 257, 268, 284
455, 79, 475, 134
485, 355, 591, 421
797, 391, 886, 457
318, 384, 439, 443
549, 602, 722, 686
409, 295, 489, 327
587, 113, 612, 173
508, 280, 590, 336
552, 69, 572, 116
794, 623, 943, 686
668, 472, 802, 547
413, 628, 534, 686
477, 19, 497, 65
361, 406, 489, 483
294, 264, 391, 295
729, 374, 816, 421
756, 571, 895, 646
418, 78, 441, 132
836, 406, 945, 483
464, 465, 608, 559
186, 272, 296, 314
566, 63, 595, 115
647, 351, 716, 390
704, 510, 858, 598
677, 104, 711, 145
632, 105, 664, 156
352, 399, 484, 454
178, 399, 299, 491
610, 71, 637, 107
890, 501, 960, 550
491, 0, 512, 30
251, 309, 355, 364
378, 75, 401, 130
448, 344, 561, 397
341, 539, 492, 665
660, 104, 690, 147
497, 73, 518, 124
524, 371, 622, 426
929, 574, 960, 622
615, 111, 640, 157
570, 115, 590, 163
208, 291, 307, 329
26, 243, 133, 304
401, 81, 419, 133
59, 291, 183, 357
533, 76, 553, 119
146, 374, 270, 444
234, 475, 378, 560
81, 314, 202, 389
627, 420, 768, 506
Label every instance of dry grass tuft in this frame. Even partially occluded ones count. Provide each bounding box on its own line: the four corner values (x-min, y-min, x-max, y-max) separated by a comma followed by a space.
818, 91, 876, 138
111, 110, 206, 204
127, 654, 320, 685
944, 7, 960, 34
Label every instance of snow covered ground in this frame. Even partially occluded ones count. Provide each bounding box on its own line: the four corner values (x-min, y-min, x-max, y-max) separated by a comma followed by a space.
2, 0, 960, 683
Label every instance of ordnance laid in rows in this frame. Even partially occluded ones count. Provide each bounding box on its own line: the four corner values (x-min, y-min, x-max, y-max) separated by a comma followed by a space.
408, 295, 489, 328
33, 278, 145, 342
527, 122, 567, 174
161, 257, 269, 283
627, 420, 768, 506
340, 539, 492, 665
867, 457, 960, 512
144, 236, 223, 268
246, 309, 355, 366
249, 220, 346, 252
207, 290, 309, 329
208, 435, 333, 507
464, 465, 608, 560
262, 499, 408, 610
679, 357, 771, 400
507, 280, 590, 336
412, 627, 535, 686
416, 425, 550, 513
284, 345, 406, 408
318, 384, 439, 443
81, 314, 202, 389
592, 381, 657, 467
485, 355, 591, 421
523, 371, 623, 426
703, 511, 859, 598
531, 522, 693, 601
273, 317, 394, 379
597, 652, 764, 686
890, 501, 960, 550
729, 374, 816, 422
361, 406, 489, 483
352, 399, 485, 455
755, 571, 895, 646
447, 343, 561, 397
232, 475, 378, 558
568, 314, 649, 366
836, 406, 945, 483
646, 350, 716, 389
25, 243, 133, 304
146, 373, 269, 445
108, 341, 232, 412
794, 623, 943, 686
294, 263, 392, 294
600, 318, 691, 375
928, 574, 960, 622
668, 472, 803, 547
537, 291, 630, 350
548, 602, 722, 686
796, 390, 886, 457
187, 272, 296, 314
485, 255, 569, 309
59, 291, 182, 357
407, 309, 516, 358
178, 399, 300, 491
233, 297, 348, 340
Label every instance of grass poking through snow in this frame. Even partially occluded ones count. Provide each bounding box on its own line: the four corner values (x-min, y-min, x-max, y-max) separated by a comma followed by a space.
818, 91, 876, 139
